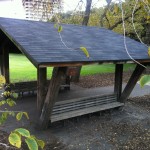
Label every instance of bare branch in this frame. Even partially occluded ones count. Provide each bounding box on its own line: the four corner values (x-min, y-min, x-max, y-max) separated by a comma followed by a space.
0, 142, 10, 150
0, 110, 22, 113
109, 6, 141, 30
99, 0, 112, 27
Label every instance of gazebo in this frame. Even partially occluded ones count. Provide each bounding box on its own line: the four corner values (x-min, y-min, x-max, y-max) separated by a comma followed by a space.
0, 17, 149, 129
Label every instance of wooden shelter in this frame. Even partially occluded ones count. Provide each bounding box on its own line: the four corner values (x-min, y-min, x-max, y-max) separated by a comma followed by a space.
0, 17, 149, 129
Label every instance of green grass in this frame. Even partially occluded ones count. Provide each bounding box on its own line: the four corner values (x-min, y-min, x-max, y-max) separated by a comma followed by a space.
81, 63, 134, 75
9, 54, 135, 83
9, 54, 53, 83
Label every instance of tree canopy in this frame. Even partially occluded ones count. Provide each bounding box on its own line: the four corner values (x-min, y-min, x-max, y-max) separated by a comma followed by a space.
51, 0, 149, 45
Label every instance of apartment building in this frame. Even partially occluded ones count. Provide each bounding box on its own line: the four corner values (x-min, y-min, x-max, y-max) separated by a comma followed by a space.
0, 0, 62, 21
22, 0, 61, 21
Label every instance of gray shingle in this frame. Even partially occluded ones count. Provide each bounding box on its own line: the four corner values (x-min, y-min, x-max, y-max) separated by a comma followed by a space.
0, 17, 149, 67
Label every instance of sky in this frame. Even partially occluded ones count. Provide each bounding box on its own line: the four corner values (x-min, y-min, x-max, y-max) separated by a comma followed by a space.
0, 0, 118, 19
63, 0, 108, 12
0, 0, 25, 19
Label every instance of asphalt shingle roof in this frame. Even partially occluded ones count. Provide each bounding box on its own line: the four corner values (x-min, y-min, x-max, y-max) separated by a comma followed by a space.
0, 17, 149, 67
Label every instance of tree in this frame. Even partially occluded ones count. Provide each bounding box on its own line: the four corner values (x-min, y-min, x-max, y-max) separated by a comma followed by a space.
59, 0, 149, 81
101, 0, 150, 45
34, 0, 149, 82
99, 0, 112, 27
72, 0, 92, 82
82, 0, 93, 25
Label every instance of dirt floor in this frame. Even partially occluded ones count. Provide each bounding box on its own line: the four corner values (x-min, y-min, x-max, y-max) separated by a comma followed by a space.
75, 72, 131, 88
0, 72, 150, 150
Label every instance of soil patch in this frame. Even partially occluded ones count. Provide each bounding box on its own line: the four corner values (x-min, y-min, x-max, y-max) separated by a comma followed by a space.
0, 130, 67, 150
75, 72, 131, 88
128, 95, 150, 111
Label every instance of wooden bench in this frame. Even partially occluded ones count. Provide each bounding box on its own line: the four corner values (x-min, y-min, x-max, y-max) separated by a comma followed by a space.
51, 94, 124, 122
10, 67, 78, 96
10, 80, 70, 96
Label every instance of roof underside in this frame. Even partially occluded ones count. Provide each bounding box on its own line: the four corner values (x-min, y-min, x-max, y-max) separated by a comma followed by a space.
0, 17, 149, 67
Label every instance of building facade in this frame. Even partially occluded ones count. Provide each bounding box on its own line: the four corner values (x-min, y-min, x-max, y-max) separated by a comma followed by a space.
22, 0, 61, 21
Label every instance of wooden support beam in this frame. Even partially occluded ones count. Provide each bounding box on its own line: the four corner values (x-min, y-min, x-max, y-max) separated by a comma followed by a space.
0, 55, 3, 75
120, 64, 146, 102
37, 67, 67, 130
64, 75, 70, 90
2, 41, 10, 83
114, 64, 123, 101
37, 67, 47, 115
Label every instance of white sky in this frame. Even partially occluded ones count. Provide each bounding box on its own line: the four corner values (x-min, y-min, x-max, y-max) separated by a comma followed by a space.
63, 0, 108, 12
0, 0, 118, 19
0, 0, 25, 19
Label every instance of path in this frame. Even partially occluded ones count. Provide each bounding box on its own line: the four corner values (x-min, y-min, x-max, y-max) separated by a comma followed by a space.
0, 83, 150, 150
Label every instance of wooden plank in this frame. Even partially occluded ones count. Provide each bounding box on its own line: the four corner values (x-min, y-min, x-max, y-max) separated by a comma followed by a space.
39, 62, 97, 68
53, 95, 117, 113
51, 102, 124, 122
52, 99, 117, 115
2, 41, 9, 83
54, 97, 116, 111
50, 94, 118, 121
120, 64, 146, 102
37, 67, 67, 130
55, 93, 115, 105
114, 64, 123, 101
37, 67, 47, 115
38, 60, 150, 68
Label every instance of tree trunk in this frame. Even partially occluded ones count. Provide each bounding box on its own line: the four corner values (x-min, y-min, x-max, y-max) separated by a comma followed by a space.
143, 23, 150, 45
72, 0, 92, 82
99, 0, 112, 27
82, 0, 92, 25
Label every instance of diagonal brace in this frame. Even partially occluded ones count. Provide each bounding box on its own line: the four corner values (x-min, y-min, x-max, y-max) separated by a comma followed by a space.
37, 67, 67, 130
119, 64, 146, 102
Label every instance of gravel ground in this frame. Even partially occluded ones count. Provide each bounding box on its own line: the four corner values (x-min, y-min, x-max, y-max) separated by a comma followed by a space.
75, 72, 131, 88
0, 72, 150, 150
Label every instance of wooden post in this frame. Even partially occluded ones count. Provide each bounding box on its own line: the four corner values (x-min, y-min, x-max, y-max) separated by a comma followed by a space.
114, 64, 123, 101
2, 41, 10, 83
37, 67, 67, 130
65, 75, 70, 90
120, 64, 146, 102
0, 55, 3, 75
37, 67, 47, 115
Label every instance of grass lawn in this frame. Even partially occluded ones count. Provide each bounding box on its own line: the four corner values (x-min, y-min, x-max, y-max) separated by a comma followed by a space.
81, 63, 134, 75
10, 54, 52, 83
9, 54, 135, 83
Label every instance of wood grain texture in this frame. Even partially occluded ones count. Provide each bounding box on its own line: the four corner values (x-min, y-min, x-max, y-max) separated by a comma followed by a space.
120, 64, 146, 102
2, 40, 9, 83
49, 94, 123, 122
114, 64, 123, 101
51, 102, 124, 122
0, 55, 3, 75
37, 67, 47, 115
37, 67, 67, 130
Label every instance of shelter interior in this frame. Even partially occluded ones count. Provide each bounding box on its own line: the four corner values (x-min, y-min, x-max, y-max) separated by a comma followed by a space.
0, 17, 149, 129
